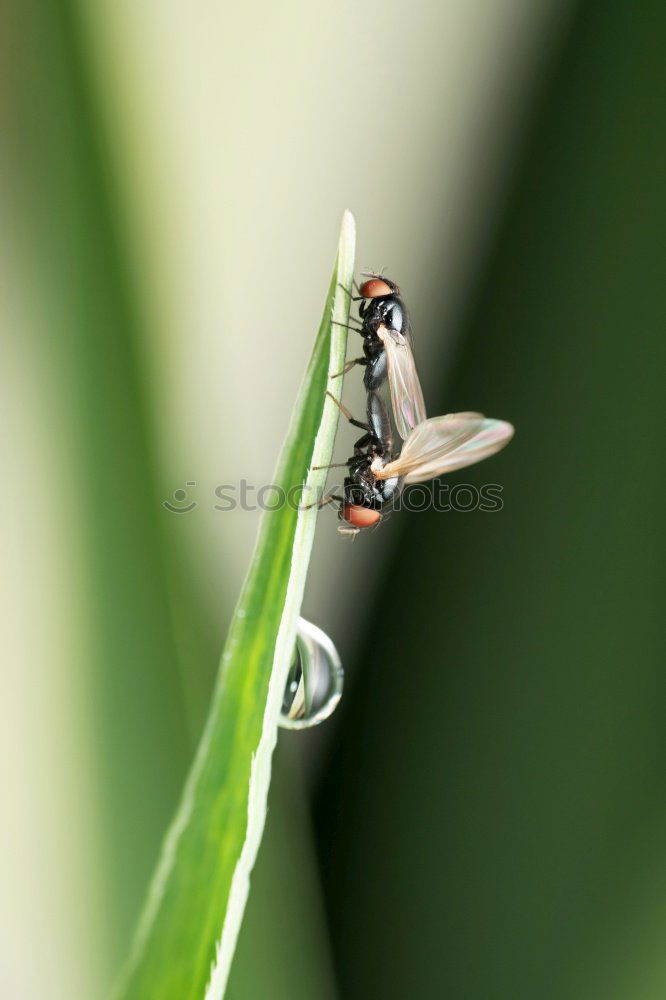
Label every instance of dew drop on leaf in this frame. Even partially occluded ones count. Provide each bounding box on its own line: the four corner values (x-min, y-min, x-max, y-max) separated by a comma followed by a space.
279, 617, 343, 730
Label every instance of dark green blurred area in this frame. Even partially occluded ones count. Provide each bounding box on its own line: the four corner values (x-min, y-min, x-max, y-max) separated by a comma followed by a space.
316, 2, 666, 997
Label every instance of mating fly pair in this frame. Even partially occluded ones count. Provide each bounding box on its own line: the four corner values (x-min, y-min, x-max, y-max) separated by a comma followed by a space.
316, 274, 514, 535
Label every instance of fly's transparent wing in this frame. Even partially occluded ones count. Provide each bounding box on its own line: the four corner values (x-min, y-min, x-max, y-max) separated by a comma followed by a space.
377, 412, 483, 479
376, 413, 513, 483
402, 418, 514, 483
377, 327, 427, 439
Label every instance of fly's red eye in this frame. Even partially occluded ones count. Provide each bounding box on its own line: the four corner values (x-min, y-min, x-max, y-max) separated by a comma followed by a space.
359, 278, 393, 299
342, 504, 381, 529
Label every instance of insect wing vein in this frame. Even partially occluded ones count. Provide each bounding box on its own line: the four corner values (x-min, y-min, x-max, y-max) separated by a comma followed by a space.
376, 413, 513, 483
379, 328, 427, 439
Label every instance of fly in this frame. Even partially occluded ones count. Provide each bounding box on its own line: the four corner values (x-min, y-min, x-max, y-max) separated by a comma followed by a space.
335, 274, 427, 440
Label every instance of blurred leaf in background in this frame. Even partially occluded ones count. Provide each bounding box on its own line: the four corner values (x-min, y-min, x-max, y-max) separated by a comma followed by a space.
3, 0, 193, 990
316, 2, 666, 998
3, 1, 340, 995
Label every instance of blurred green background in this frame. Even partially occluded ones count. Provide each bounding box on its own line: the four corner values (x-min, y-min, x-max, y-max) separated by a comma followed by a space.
3, 0, 665, 997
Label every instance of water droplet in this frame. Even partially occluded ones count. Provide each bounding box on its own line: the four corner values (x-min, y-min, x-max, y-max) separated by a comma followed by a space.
279, 618, 343, 730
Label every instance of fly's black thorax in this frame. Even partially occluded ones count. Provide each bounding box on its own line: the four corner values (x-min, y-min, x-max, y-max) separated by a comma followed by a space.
359, 294, 411, 394
343, 463, 401, 511
343, 462, 384, 509
359, 294, 410, 338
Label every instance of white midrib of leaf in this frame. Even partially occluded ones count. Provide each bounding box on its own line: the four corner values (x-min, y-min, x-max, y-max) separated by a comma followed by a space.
203, 210, 355, 1000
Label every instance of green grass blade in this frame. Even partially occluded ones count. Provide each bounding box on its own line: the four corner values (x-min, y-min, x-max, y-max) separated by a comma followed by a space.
115, 210, 355, 1000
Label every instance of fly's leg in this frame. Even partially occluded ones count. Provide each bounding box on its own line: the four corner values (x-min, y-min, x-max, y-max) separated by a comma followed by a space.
300, 492, 344, 511
331, 319, 364, 335
338, 280, 363, 300
352, 431, 372, 456
312, 433, 373, 469
329, 356, 367, 379
325, 390, 369, 432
